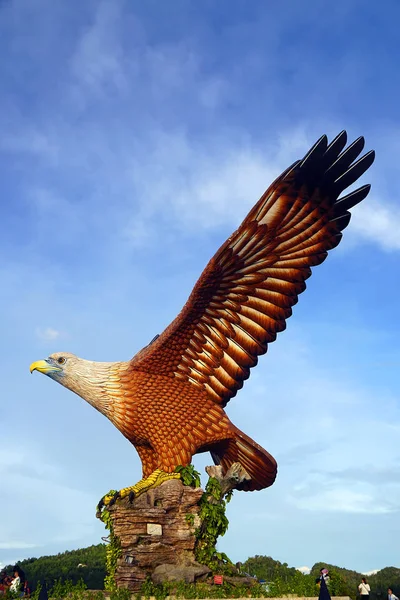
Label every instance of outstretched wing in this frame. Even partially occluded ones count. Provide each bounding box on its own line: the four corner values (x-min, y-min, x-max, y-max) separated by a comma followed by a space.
132, 132, 375, 406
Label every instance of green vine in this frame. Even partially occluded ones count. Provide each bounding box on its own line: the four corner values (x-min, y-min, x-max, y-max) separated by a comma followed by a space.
98, 493, 122, 591
185, 513, 195, 526
194, 477, 234, 572
174, 464, 201, 488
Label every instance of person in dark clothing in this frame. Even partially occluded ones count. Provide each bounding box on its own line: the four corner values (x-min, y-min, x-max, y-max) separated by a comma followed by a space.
316, 568, 330, 587
38, 581, 48, 600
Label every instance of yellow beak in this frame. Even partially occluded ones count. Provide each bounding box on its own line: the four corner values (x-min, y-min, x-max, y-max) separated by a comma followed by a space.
30, 360, 62, 374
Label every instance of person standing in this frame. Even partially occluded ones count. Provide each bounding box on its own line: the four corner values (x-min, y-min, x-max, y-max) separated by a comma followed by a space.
359, 577, 371, 600
10, 566, 25, 598
388, 588, 399, 600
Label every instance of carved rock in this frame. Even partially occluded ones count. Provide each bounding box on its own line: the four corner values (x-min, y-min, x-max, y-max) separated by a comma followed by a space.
223, 575, 258, 587
152, 562, 211, 584
107, 479, 205, 591
205, 463, 251, 498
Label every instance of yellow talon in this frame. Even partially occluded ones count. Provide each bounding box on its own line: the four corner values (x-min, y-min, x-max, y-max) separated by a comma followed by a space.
103, 494, 115, 505
97, 470, 181, 513
120, 469, 181, 499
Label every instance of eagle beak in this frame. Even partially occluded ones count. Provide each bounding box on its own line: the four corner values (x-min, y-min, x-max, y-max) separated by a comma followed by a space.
30, 359, 62, 375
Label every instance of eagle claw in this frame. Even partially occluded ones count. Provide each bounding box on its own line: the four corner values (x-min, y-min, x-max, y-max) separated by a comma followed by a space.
108, 491, 120, 507
96, 470, 181, 516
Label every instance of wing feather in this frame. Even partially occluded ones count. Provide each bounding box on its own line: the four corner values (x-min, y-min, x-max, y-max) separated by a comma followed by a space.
131, 133, 375, 406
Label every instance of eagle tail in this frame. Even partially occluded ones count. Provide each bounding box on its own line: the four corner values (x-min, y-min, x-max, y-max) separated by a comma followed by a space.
211, 426, 277, 491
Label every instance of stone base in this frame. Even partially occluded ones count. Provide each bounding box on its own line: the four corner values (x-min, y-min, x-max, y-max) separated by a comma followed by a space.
107, 479, 209, 591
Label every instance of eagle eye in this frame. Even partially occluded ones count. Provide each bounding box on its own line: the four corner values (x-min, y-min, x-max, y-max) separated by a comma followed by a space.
57, 357, 66, 365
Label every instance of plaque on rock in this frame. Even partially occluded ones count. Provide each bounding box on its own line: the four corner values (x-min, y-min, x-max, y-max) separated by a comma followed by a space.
147, 523, 162, 536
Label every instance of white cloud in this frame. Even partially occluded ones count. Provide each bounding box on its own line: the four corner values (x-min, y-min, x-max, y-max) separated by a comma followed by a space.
296, 566, 311, 574
292, 487, 393, 514
0, 543, 38, 550
121, 127, 315, 243
35, 327, 62, 342
70, 0, 126, 98
287, 468, 400, 515
351, 198, 400, 251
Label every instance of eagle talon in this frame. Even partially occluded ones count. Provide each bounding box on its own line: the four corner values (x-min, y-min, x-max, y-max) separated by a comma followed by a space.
108, 491, 120, 507
96, 470, 182, 514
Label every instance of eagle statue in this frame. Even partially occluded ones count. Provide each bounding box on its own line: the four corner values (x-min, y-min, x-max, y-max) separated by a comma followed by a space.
30, 131, 375, 509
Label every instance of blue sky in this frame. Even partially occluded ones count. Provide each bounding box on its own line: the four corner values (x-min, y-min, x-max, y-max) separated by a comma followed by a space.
1, 0, 400, 575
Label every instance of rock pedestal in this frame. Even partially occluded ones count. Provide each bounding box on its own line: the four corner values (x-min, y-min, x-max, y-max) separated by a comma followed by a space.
107, 479, 210, 591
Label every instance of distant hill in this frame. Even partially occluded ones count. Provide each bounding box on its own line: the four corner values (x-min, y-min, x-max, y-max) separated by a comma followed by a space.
4, 544, 106, 591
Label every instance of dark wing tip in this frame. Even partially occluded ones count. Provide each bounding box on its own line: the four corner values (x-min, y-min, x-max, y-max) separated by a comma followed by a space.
333, 149, 375, 194
294, 132, 374, 201
299, 134, 328, 169
334, 184, 371, 215
323, 130, 348, 164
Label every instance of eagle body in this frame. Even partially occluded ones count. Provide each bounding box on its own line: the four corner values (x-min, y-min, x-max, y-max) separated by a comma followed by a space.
41, 355, 274, 490
31, 131, 375, 495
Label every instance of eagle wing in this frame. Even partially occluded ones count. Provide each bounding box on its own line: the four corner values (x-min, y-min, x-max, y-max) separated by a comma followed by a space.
132, 132, 374, 407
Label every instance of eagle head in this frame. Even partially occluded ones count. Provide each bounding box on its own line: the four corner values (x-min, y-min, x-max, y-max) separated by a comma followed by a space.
30, 352, 125, 417
30, 352, 79, 382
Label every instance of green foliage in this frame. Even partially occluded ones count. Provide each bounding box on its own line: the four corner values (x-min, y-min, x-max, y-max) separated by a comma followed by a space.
137, 577, 266, 599
242, 555, 299, 582
51, 578, 87, 600
194, 477, 233, 572
108, 587, 132, 600
3, 545, 106, 593
99, 507, 122, 591
30, 582, 42, 600
185, 513, 195, 526
175, 465, 201, 488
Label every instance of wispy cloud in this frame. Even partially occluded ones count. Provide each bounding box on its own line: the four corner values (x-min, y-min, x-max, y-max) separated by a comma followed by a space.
0, 543, 39, 550
289, 482, 396, 515
351, 198, 400, 251
35, 327, 62, 342
70, 0, 127, 98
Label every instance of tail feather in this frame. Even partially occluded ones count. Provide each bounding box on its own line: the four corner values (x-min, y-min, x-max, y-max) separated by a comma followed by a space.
211, 427, 277, 491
